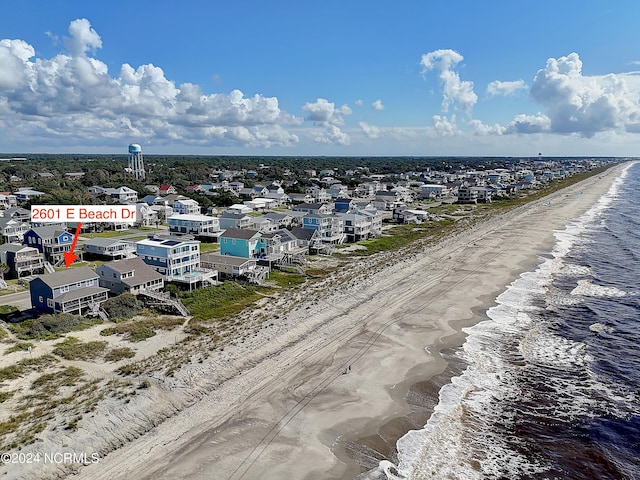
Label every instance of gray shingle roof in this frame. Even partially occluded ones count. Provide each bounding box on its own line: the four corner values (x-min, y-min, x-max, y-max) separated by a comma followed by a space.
32, 267, 98, 288
55, 286, 108, 303
220, 228, 261, 240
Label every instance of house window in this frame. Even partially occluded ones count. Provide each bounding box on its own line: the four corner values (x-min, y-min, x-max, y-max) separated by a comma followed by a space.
38, 295, 43, 303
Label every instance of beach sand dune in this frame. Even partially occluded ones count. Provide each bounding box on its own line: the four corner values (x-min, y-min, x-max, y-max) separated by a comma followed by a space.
67, 166, 623, 480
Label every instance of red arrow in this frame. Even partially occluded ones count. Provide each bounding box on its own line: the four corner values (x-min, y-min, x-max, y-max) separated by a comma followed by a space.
64, 222, 82, 268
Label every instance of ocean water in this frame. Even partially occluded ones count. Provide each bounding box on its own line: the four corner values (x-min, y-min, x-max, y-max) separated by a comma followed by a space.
370, 162, 640, 479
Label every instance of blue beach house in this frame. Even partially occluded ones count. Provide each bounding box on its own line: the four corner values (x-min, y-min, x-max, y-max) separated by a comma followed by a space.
23, 226, 74, 265
219, 228, 267, 258
29, 267, 108, 315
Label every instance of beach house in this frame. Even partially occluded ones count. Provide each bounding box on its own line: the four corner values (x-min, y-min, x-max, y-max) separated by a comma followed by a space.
82, 238, 136, 260
172, 198, 201, 215
29, 267, 108, 315
0, 244, 44, 278
219, 212, 253, 230
168, 214, 221, 237
302, 214, 345, 244
219, 228, 267, 258
23, 226, 74, 265
96, 257, 164, 295
136, 236, 199, 278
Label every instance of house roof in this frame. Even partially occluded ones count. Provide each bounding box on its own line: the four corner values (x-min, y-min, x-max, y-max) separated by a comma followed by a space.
289, 227, 317, 241
250, 216, 274, 225
136, 236, 198, 247
168, 213, 217, 222
201, 253, 255, 267
294, 202, 326, 210
55, 286, 109, 303
26, 225, 69, 239
264, 229, 297, 243
32, 267, 98, 288
375, 191, 398, 197
0, 243, 33, 253
263, 212, 291, 221
3, 207, 29, 218
112, 186, 137, 194
175, 198, 199, 205
220, 212, 249, 220
0, 216, 27, 229
220, 228, 261, 240
83, 238, 130, 248
101, 257, 164, 287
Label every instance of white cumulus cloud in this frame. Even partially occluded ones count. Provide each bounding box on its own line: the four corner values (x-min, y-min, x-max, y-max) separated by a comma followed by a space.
312, 124, 350, 145
302, 98, 352, 145
420, 49, 478, 114
530, 52, 640, 137
432, 115, 460, 136
63, 18, 102, 56
359, 121, 381, 139
487, 79, 527, 96
372, 99, 384, 110
505, 113, 551, 134
0, 18, 300, 149
302, 98, 351, 126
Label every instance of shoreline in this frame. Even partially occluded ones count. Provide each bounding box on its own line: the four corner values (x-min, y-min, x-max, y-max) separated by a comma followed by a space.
11, 165, 624, 480
337, 166, 627, 479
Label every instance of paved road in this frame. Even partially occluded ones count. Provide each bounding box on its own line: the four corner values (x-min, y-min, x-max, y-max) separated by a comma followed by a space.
0, 291, 31, 310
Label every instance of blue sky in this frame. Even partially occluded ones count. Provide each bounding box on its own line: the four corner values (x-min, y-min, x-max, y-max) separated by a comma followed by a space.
1, 0, 640, 156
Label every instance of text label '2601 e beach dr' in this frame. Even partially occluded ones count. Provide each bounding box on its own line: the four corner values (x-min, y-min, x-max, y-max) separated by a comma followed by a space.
30, 205, 137, 223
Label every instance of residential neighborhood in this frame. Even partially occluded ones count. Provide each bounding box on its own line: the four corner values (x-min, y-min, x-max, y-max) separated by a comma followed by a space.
0, 154, 619, 321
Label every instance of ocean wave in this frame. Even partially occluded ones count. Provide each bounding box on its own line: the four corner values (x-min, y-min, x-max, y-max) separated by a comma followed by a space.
381, 164, 638, 480
570, 279, 627, 297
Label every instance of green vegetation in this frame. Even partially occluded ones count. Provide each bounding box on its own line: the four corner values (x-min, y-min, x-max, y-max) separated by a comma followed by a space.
341, 221, 453, 256
52, 337, 108, 361
0, 391, 14, 403
31, 366, 84, 393
83, 230, 133, 238
0, 305, 19, 317
100, 316, 183, 342
3, 342, 34, 355
105, 347, 136, 362
0, 355, 58, 382
268, 270, 306, 288
102, 293, 145, 321
8, 314, 102, 340
199, 242, 220, 253
178, 281, 265, 322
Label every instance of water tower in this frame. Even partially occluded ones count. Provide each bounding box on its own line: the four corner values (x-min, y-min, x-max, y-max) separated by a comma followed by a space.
128, 143, 145, 181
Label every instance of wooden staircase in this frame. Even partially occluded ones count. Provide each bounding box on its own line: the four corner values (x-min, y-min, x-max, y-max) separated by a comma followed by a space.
140, 290, 190, 317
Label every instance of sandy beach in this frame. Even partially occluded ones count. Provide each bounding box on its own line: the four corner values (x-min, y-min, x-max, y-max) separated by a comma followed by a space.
24, 164, 621, 480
